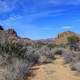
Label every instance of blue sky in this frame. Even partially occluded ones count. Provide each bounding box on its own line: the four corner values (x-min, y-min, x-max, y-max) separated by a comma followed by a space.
0, 0, 80, 40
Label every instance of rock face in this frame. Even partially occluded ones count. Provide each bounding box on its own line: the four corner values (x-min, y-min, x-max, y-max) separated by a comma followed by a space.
53, 31, 80, 45
0, 25, 4, 31
0, 26, 33, 46
6, 29, 17, 37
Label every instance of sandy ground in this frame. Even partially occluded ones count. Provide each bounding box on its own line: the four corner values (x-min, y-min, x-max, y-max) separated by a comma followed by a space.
28, 56, 80, 80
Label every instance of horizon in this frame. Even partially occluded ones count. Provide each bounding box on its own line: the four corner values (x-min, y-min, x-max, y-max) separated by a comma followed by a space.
0, 0, 80, 39
1, 26, 80, 40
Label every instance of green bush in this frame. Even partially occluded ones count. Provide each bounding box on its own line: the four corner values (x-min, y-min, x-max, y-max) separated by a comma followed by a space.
67, 36, 77, 44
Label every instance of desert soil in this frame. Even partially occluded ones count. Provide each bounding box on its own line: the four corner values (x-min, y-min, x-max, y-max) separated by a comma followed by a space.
28, 56, 80, 80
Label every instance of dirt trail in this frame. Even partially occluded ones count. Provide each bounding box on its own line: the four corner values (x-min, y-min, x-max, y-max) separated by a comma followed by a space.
28, 56, 80, 80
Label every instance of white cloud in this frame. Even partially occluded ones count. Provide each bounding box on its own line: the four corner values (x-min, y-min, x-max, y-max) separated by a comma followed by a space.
26, 9, 65, 19
0, 0, 80, 14
31, 0, 80, 6
49, 0, 80, 5
0, 0, 18, 13
0, 1, 9, 12
62, 26, 72, 29
0, 15, 22, 27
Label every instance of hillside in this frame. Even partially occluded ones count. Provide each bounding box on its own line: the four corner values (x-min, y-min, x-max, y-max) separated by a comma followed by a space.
53, 31, 80, 45
0, 25, 33, 46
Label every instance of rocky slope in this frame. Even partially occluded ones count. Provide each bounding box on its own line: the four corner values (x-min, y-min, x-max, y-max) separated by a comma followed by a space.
53, 31, 80, 45
0, 25, 33, 46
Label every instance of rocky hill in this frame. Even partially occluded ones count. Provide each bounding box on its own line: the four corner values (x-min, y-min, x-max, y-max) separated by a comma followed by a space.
33, 31, 80, 46
0, 25, 33, 46
1, 25, 80, 46
53, 31, 80, 45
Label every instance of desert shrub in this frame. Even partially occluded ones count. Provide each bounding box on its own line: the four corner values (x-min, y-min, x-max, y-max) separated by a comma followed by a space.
0, 42, 34, 80
62, 49, 80, 72
71, 62, 80, 72
56, 44, 66, 48
0, 43, 58, 80
33, 46, 55, 64
0, 56, 32, 80
51, 48, 63, 56
67, 36, 77, 44
62, 48, 80, 72
48, 43, 56, 49
0, 42, 26, 58
23, 46, 54, 64
62, 50, 74, 64
24, 47, 39, 64
38, 55, 48, 63
62, 49, 80, 64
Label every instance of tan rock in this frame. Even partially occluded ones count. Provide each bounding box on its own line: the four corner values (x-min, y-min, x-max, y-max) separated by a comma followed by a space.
53, 31, 79, 45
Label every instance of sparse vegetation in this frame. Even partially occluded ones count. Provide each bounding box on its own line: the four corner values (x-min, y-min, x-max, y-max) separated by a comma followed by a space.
0, 42, 33, 80
71, 62, 80, 72
0, 26, 80, 80
67, 36, 77, 44
62, 48, 80, 72
34, 46, 55, 63
0, 40, 56, 80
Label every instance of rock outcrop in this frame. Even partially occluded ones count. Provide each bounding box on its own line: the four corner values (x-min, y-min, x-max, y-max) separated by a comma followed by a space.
53, 31, 80, 45
0, 25, 4, 31
0, 25, 33, 46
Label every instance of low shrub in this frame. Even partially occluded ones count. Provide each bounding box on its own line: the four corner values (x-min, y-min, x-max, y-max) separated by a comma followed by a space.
62, 49, 80, 72
0, 56, 32, 80
34, 46, 55, 64
0, 42, 33, 80
62, 49, 80, 64
51, 48, 63, 56
62, 50, 74, 64
71, 62, 80, 72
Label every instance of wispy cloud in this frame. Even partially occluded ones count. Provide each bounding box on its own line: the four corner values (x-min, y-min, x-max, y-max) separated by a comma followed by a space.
62, 26, 72, 29
0, 0, 18, 13
49, 0, 80, 5
0, 0, 79, 24
27, 9, 65, 18
0, 0, 80, 14
0, 15, 23, 28
0, 0, 79, 39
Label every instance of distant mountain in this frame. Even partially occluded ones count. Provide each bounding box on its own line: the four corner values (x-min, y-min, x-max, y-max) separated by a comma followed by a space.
34, 38, 53, 45
37, 38, 53, 42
